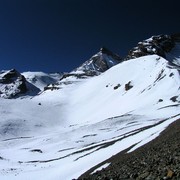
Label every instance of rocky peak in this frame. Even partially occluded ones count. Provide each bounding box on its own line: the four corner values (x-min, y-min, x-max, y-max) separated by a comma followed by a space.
0, 69, 27, 98
0, 69, 26, 84
126, 34, 179, 60
74, 47, 122, 76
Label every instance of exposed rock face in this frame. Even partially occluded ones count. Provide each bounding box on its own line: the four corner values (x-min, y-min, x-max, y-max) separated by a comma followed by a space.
125, 81, 133, 91
171, 33, 180, 42
126, 34, 176, 60
0, 69, 27, 98
74, 47, 122, 75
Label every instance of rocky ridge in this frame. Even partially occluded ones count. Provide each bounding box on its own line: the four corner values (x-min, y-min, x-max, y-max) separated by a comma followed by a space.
1, 33, 180, 98
126, 35, 174, 59
126, 33, 180, 68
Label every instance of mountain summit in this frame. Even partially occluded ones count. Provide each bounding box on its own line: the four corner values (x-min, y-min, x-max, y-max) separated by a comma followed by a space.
73, 47, 122, 75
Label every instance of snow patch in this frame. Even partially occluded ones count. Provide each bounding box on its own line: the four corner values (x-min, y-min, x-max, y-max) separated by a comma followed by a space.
91, 163, 111, 174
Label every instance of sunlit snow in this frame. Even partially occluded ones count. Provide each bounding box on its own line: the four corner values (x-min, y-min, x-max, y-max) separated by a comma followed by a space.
0, 55, 179, 180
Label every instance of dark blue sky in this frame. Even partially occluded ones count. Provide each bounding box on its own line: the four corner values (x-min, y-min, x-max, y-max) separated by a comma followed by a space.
0, 0, 179, 73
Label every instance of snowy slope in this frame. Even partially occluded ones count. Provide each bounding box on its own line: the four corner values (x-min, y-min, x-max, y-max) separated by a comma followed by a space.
0, 55, 179, 180
22, 72, 62, 91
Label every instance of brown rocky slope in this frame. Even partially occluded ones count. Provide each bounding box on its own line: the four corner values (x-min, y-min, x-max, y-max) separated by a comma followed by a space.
78, 119, 180, 180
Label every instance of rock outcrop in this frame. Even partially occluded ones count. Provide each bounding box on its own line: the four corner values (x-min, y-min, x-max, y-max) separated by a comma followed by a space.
0, 69, 40, 98
0, 69, 27, 98
126, 34, 180, 68
126, 34, 175, 59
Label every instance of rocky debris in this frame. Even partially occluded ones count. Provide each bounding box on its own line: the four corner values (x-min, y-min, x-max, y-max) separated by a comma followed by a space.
155, 69, 165, 83
30, 149, 43, 153
126, 34, 180, 61
59, 72, 97, 81
79, 119, 180, 180
158, 99, 163, 102
44, 85, 60, 91
114, 84, 121, 90
170, 96, 178, 102
169, 73, 174, 77
125, 81, 133, 91
0, 69, 27, 98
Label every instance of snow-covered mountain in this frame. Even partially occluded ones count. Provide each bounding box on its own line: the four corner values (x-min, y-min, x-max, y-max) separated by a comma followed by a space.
73, 47, 122, 75
0, 70, 63, 98
0, 34, 179, 180
0, 69, 40, 98
22, 71, 63, 91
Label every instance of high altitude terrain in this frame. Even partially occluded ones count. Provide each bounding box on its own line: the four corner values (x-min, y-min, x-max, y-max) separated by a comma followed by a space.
0, 34, 179, 180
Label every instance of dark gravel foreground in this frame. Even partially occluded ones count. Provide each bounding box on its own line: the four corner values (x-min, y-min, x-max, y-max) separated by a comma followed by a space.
78, 119, 180, 180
